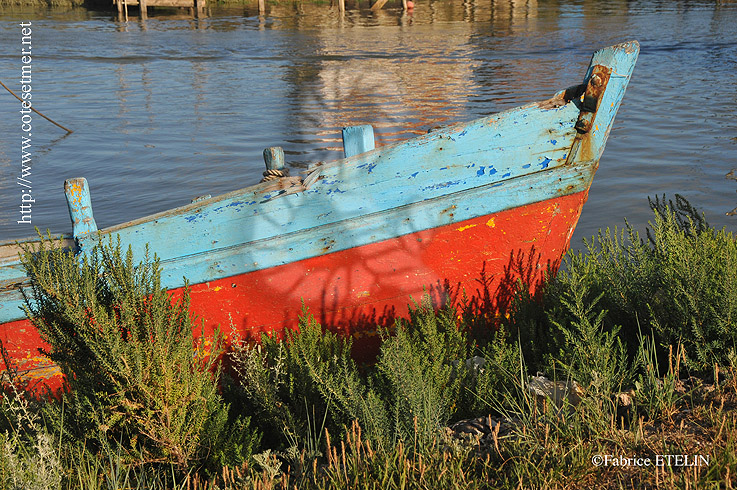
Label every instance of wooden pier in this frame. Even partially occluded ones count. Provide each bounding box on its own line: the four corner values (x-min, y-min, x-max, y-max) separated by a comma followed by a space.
114, 0, 207, 19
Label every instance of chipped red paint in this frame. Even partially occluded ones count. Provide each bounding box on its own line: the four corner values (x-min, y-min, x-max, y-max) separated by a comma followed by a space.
185, 190, 588, 338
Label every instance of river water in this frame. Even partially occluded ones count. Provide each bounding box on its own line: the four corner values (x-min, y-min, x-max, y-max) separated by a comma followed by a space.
1, 0, 736, 250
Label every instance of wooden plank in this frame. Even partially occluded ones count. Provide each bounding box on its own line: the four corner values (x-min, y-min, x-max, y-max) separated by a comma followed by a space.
0, 236, 73, 263
101, 102, 581, 264
370, 0, 389, 10
145, 158, 597, 289
64, 178, 97, 249
136, 0, 196, 6
342, 125, 375, 158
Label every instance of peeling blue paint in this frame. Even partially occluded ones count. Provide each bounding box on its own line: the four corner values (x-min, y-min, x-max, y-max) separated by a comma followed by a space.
459, 130, 467, 137
409, 172, 419, 179
539, 157, 552, 169
476, 167, 485, 176
422, 180, 461, 192
523, 164, 531, 169
502, 172, 511, 178
551, 139, 558, 145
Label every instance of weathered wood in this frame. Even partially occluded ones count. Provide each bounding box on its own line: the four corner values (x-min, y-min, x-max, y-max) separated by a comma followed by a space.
104, 105, 578, 267
195, 0, 206, 17
338, 0, 345, 12
139, 0, 147, 18
258, 0, 265, 14
370, 0, 389, 11
342, 125, 375, 158
263, 147, 285, 170
121, 0, 201, 6
64, 178, 98, 241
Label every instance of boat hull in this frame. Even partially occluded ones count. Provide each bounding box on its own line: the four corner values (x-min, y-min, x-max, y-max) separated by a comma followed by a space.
0, 41, 640, 391
2, 190, 587, 387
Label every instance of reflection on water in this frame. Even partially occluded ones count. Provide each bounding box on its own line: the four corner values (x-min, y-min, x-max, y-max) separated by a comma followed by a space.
0, 0, 735, 247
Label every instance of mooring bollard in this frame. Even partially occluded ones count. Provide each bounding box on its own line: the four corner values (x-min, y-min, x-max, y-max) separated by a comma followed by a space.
261, 146, 288, 182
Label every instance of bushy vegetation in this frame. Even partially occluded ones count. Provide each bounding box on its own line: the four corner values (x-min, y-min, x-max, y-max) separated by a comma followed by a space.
514, 195, 737, 374
1, 197, 736, 489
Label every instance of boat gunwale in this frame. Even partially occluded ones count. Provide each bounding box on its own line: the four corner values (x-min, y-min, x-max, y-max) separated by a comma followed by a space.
96, 98, 579, 237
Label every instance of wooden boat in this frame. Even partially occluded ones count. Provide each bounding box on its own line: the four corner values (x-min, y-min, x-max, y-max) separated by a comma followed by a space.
0, 41, 639, 388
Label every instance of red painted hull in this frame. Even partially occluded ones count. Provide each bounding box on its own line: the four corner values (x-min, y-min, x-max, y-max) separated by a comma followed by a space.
1, 190, 587, 389
190, 190, 587, 336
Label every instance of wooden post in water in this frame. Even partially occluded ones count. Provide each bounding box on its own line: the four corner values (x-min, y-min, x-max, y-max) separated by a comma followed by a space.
258, 0, 265, 14
116, 0, 123, 18
64, 178, 98, 251
342, 125, 375, 158
139, 0, 148, 19
194, 0, 206, 17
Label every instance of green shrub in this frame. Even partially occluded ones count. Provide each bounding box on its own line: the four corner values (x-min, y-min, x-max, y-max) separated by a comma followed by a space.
230, 310, 353, 453
373, 297, 470, 449
507, 195, 737, 378
551, 286, 629, 399
20, 236, 257, 470
232, 297, 473, 454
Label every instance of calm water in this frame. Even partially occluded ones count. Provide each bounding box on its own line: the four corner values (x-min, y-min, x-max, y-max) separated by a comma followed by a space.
1, 0, 736, 249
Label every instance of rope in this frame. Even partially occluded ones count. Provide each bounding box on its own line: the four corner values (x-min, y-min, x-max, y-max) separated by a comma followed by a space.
0, 79, 74, 133
261, 168, 289, 182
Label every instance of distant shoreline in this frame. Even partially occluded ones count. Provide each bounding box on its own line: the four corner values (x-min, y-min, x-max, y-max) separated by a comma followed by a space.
0, 0, 401, 9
